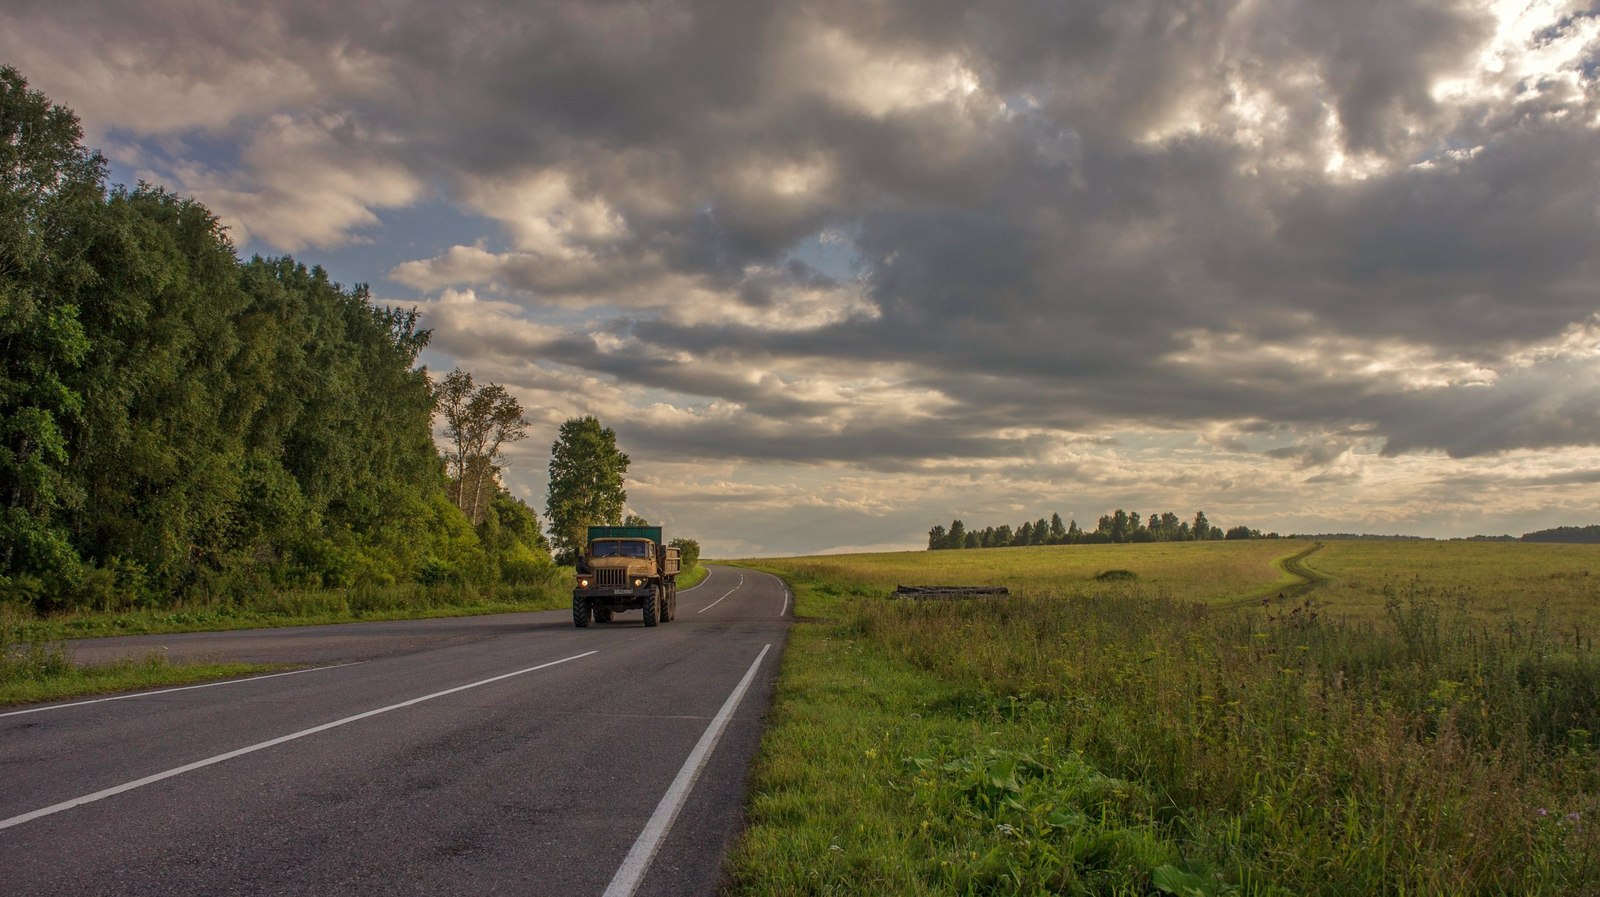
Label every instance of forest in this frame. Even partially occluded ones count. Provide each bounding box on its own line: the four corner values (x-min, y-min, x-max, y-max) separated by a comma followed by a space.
0, 67, 552, 614
928, 509, 1277, 549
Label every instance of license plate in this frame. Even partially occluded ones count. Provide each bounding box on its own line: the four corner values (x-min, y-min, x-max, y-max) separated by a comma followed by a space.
611, 589, 632, 596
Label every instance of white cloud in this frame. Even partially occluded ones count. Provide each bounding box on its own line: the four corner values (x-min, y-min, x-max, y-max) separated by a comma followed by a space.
461, 169, 629, 257
778, 19, 982, 117
153, 112, 422, 251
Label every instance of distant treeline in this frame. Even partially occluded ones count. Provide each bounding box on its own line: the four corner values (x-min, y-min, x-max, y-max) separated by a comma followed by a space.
1, 68, 550, 612
1306, 527, 1600, 543
1520, 525, 1600, 544
1291, 533, 1430, 541
929, 510, 1280, 549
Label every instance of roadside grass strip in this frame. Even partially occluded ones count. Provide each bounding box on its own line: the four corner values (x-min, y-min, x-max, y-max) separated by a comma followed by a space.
728, 590, 1212, 896
0, 650, 597, 831
0, 646, 278, 710
0, 662, 361, 717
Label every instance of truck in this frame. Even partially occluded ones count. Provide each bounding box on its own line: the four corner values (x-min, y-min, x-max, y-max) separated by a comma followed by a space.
572, 525, 680, 628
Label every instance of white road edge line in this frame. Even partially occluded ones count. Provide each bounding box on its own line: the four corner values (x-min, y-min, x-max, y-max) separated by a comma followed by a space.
0, 650, 598, 832
0, 662, 368, 719
780, 588, 790, 617
602, 643, 772, 897
695, 574, 744, 614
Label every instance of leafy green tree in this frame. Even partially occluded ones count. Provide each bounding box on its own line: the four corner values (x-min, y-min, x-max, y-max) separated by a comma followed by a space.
947, 519, 966, 550
1066, 519, 1082, 543
623, 513, 649, 526
927, 524, 947, 550
0, 66, 105, 598
435, 368, 529, 525
670, 537, 701, 570
545, 416, 629, 562
478, 490, 552, 583
1157, 512, 1182, 541
1193, 511, 1211, 541
1030, 517, 1048, 545
1014, 521, 1034, 546
1048, 513, 1067, 544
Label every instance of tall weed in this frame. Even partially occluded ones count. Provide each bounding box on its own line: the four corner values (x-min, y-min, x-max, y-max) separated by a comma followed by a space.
841, 581, 1600, 893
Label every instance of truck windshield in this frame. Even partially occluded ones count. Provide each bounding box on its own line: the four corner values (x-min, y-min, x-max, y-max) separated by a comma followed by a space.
592, 541, 649, 558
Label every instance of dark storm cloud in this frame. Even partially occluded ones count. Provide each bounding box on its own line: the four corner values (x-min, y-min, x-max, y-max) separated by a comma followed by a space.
11, 0, 1600, 477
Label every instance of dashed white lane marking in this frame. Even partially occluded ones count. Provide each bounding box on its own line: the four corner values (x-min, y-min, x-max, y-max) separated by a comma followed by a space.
602, 643, 772, 897
0, 662, 367, 720
0, 651, 598, 831
695, 574, 744, 614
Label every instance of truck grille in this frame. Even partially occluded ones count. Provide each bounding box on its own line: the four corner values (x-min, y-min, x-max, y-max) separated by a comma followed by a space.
596, 568, 627, 587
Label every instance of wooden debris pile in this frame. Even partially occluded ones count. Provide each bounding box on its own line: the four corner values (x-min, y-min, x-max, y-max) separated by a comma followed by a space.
891, 585, 1009, 600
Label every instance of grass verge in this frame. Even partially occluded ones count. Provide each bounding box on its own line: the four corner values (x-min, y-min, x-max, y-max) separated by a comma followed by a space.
3, 564, 709, 707
0, 632, 275, 708
728, 575, 1218, 895
678, 563, 711, 590
729, 546, 1600, 895
7, 580, 574, 642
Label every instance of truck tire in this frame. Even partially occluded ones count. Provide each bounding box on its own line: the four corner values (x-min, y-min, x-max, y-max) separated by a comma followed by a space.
663, 585, 675, 622
642, 589, 659, 627
594, 608, 613, 623
572, 595, 590, 628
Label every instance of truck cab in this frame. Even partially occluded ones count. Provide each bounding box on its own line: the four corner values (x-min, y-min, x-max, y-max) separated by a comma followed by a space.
572, 526, 680, 628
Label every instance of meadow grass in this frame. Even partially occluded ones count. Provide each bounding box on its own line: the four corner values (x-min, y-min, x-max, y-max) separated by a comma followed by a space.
753, 541, 1304, 607
729, 541, 1600, 895
1308, 540, 1600, 627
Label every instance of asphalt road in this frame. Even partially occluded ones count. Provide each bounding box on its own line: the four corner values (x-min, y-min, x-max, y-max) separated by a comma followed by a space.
0, 565, 790, 896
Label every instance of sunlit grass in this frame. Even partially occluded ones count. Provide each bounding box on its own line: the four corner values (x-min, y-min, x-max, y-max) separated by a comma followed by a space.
737, 540, 1303, 605
1309, 540, 1600, 626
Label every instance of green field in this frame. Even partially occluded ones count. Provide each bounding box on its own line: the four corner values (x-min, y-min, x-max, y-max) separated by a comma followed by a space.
728, 540, 1600, 895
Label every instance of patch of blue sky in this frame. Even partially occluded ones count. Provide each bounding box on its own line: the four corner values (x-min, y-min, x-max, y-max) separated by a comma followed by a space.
784, 226, 866, 282
290, 199, 498, 299
98, 126, 239, 187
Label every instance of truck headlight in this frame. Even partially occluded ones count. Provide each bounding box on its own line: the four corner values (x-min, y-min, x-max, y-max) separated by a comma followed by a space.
578, 578, 590, 588
633, 578, 644, 587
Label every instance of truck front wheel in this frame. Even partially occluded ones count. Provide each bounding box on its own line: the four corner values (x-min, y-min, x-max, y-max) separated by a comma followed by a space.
642, 589, 659, 627
572, 594, 591, 628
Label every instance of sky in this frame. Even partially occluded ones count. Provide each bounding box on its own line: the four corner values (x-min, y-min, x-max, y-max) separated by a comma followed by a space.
7, 0, 1600, 556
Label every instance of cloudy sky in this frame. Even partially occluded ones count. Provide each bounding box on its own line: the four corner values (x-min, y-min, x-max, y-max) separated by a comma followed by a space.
9, 0, 1600, 554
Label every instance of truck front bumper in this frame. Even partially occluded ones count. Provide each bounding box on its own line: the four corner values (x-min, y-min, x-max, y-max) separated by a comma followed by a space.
574, 587, 652, 609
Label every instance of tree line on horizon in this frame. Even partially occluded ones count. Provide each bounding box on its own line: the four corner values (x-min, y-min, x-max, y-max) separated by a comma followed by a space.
929, 509, 1279, 550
